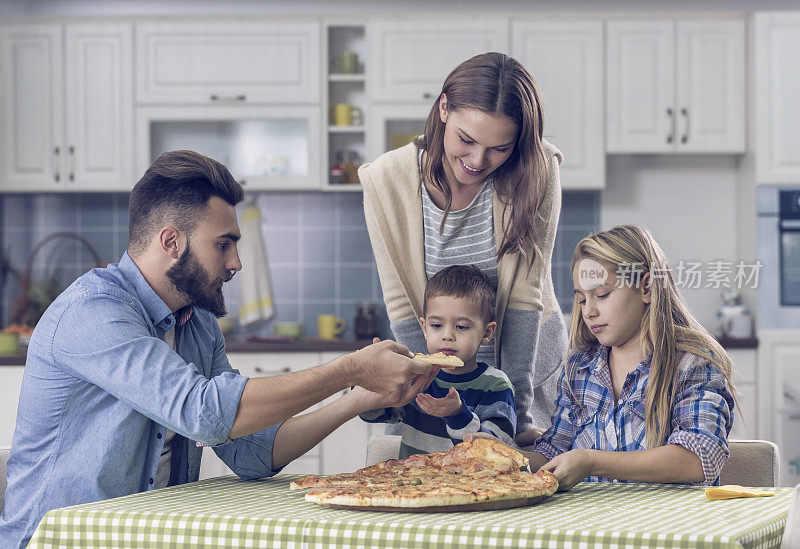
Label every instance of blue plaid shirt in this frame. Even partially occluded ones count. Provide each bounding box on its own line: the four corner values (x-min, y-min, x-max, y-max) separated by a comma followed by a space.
533, 345, 734, 485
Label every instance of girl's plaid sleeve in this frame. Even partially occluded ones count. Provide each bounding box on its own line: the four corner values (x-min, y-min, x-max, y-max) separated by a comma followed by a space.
532, 367, 576, 459
667, 356, 735, 485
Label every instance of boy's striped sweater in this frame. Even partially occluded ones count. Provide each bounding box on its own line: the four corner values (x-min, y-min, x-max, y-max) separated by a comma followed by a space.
360, 363, 516, 458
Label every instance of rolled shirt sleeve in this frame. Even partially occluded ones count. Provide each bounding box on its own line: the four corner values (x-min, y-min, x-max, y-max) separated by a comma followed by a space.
53, 294, 246, 446
667, 361, 734, 485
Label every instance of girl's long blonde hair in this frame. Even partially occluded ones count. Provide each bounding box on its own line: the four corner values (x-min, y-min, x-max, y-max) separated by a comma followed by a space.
569, 225, 736, 449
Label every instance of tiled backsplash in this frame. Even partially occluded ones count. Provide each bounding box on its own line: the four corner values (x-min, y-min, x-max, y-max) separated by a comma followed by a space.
0, 191, 598, 337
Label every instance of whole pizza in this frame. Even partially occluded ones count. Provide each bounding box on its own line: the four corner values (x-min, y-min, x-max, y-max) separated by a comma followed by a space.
290, 438, 558, 511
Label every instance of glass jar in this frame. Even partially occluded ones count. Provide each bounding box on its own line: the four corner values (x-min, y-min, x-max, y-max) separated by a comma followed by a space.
354, 303, 378, 339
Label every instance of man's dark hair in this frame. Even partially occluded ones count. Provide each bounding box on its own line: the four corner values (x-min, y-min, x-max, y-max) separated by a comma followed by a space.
128, 150, 244, 255
423, 265, 496, 324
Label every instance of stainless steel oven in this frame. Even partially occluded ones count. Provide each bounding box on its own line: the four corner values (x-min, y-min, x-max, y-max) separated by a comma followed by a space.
758, 188, 800, 328
779, 191, 800, 306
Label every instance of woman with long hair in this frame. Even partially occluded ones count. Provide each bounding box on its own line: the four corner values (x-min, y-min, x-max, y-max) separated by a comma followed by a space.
359, 52, 567, 443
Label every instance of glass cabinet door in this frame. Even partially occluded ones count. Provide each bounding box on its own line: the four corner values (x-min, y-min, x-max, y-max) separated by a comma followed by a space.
137, 106, 321, 190
367, 104, 429, 164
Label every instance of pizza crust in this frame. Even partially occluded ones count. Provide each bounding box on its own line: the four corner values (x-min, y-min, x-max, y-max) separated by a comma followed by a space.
291, 438, 558, 511
305, 470, 558, 509
412, 352, 464, 368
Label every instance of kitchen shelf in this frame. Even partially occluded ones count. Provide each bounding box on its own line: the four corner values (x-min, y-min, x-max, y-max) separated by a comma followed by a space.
325, 184, 362, 192
328, 126, 365, 133
329, 74, 365, 82
325, 22, 367, 191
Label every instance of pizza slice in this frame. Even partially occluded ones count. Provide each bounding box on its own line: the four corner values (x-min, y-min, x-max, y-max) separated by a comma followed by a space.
412, 352, 464, 368
290, 438, 530, 491
440, 437, 530, 474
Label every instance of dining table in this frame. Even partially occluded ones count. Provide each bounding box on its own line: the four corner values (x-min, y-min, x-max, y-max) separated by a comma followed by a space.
27, 474, 793, 548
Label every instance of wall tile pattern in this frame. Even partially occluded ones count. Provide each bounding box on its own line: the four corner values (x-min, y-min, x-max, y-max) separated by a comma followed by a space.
0, 191, 598, 337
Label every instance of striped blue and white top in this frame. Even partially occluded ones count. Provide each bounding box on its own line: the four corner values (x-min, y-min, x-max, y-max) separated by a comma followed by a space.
420, 169, 498, 365
360, 363, 516, 457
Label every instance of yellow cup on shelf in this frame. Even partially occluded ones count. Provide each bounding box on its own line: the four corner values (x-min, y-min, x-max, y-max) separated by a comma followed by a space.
333, 103, 353, 126
318, 315, 346, 340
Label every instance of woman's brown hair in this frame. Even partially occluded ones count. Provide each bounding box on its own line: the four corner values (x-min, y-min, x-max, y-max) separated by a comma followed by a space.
414, 52, 547, 269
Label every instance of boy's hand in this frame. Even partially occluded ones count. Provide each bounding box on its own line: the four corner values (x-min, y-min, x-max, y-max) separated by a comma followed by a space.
415, 387, 462, 417
539, 449, 595, 491
515, 427, 545, 447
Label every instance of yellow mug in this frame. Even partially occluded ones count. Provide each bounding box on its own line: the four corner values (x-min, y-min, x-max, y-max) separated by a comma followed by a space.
333, 103, 353, 126
318, 314, 346, 340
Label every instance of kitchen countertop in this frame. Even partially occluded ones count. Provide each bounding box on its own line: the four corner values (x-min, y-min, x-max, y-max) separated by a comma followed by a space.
0, 338, 376, 366
0, 336, 760, 366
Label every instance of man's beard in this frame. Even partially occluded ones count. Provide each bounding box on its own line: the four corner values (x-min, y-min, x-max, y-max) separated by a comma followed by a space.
166, 241, 232, 318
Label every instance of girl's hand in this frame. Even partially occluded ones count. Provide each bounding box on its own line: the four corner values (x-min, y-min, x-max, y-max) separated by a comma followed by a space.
515, 427, 545, 447
540, 449, 595, 491
415, 387, 462, 417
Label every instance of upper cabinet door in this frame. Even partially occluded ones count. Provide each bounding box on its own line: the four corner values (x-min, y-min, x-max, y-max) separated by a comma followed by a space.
65, 24, 133, 190
606, 21, 674, 153
512, 21, 604, 189
676, 21, 744, 153
369, 20, 509, 102
755, 13, 800, 183
136, 21, 321, 104
0, 25, 64, 191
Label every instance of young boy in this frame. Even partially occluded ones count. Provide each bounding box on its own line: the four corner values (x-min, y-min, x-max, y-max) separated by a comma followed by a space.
359, 265, 516, 458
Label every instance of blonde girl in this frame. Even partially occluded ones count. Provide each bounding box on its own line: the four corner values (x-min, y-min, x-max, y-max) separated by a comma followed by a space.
470, 225, 736, 491
359, 52, 567, 443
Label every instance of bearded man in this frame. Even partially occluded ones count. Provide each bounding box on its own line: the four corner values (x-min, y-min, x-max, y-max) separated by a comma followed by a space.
0, 150, 438, 549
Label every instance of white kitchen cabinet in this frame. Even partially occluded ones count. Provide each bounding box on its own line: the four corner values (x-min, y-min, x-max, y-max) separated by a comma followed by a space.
369, 20, 509, 103
512, 21, 605, 189
606, 20, 744, 154
0, 24, 133, 192
137, 105, 321, 191
728, 348, 757, 440
0, 25, 62, 191
0, 367, 25, 447
757, 330, 800, 486
755, 13, 800, 184
136, 22, 320, 105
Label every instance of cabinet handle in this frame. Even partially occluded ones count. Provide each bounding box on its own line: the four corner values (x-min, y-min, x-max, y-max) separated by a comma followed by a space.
210, 94, 247, 102
422, 92, 433, 100
238, 179, 247, 187
68, 145, 75, 182
53, 146, 61, 182
680, 108, 689, 144
666, 107, 675, 144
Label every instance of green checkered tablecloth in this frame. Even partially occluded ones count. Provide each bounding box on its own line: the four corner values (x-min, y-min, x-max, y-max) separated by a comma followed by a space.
28, 475, 792, 548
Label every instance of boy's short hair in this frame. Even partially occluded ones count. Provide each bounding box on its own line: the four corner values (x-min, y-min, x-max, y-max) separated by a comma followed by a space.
423, 265, 496, 323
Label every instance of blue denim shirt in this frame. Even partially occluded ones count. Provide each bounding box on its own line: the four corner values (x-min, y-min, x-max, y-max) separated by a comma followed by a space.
0, 253, 282, 549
